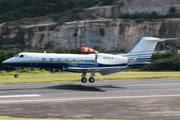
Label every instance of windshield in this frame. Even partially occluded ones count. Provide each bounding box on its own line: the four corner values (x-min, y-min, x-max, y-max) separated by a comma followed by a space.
14, 54, 24, 58
19, 55, 24, 58
14, 54, 20, 57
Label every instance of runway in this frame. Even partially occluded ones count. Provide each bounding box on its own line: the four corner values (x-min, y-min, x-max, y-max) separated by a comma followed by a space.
0, 78, 180, 119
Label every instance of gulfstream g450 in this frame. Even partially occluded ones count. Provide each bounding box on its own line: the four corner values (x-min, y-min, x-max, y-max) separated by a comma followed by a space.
2, 37, 176, 83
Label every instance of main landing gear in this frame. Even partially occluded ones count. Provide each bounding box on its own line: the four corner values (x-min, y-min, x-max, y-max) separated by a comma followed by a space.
14, 67, 21, 78
81, 70, 95, 83
89, 77, 95, 83
81, 78, 87, 83
81, 77, 95, 83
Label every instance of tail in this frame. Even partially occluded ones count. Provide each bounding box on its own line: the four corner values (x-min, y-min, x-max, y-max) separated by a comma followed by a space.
124, 37, 176, 64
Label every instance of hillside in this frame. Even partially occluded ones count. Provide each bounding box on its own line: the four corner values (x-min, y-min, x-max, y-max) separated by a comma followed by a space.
0, 19, 178, 52
0, 0, 103, 23
1, 0, 180, 27
0, 0, 180, 52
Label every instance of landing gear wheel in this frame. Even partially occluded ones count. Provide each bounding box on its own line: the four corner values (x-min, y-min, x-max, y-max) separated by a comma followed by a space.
81, 78, 87, 83
14, 67, 21, 78
14, 74, 18, 78
89, 77, 95, 83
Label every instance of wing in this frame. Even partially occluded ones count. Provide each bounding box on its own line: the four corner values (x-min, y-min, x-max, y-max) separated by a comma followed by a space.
66, 66, 125, 70
66, 56, 138, 76
66, 66, 125, 76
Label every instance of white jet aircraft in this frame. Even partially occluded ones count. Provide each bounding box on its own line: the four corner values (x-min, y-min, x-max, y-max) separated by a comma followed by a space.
2, 37, 176, 83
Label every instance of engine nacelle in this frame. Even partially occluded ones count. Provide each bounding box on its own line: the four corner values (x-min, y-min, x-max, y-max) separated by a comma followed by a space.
96, 53, 127, 65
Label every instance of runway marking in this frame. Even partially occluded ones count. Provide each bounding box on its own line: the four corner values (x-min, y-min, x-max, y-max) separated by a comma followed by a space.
0, 94, 180, 103
0, 94, 41, 98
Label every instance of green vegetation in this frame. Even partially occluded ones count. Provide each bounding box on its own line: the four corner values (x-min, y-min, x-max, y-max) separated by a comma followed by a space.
0, 0, 121, 23
99, 0, 116, 6
56, 20, 65, 25
0, 0, 179, 24
0, 72, 180, 84
73, 32, 78, 37
73, 28, 78, 37
99, 28, 105, 37
120, 8, 180, 21
0, 0, 101, 23
169, 7, 176, 14
141, 49, 180, 71
0, 68, 50, 76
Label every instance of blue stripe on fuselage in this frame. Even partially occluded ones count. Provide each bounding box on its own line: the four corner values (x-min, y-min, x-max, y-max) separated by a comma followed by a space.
4, 62, 148, 70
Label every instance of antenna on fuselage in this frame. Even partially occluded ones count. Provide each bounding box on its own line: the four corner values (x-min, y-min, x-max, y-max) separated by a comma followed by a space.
44, 51, 46, 54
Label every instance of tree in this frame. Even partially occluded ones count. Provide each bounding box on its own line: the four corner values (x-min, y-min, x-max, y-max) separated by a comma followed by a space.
169, 7, 176, 14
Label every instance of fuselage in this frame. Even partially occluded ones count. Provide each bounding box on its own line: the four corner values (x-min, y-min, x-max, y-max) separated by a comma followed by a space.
2, 52, 148, 72
3, 53, 96, 70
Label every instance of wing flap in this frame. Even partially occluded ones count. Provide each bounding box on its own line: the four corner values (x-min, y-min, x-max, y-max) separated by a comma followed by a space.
99, 69, 120, 76
66, 66, 124, 70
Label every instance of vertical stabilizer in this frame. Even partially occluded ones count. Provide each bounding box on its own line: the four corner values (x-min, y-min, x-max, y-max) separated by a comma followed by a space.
124, 37, 176, 63
129, 37, 163, 53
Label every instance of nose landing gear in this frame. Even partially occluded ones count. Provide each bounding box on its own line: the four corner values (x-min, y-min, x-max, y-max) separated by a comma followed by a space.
14, 74, 18, 78
14, 67, 21, 78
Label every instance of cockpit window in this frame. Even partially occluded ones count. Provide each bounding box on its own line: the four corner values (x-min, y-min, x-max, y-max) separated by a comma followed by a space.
19, 55, 24, 58
14, 54, 20, 57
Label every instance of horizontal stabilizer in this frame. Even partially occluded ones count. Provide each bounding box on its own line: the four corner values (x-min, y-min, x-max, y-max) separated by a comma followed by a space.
144, 37, 177, 42
160, 38, 177, 41
99, 69, 120, 76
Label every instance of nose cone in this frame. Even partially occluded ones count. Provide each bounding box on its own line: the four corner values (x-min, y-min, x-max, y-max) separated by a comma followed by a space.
2, 59, 11, 65
2, 58, 16, 67
2, 60, 8, 64
2, 60, 7, 64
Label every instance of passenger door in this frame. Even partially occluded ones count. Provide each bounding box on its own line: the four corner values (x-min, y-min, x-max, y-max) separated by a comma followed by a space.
31, 55, 38, 66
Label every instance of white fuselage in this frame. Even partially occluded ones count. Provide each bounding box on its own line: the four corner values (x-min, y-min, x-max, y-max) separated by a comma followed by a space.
2, 52, 130, 72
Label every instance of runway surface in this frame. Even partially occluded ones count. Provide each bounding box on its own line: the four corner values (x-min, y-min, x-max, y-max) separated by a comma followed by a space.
0, 78, 180, 119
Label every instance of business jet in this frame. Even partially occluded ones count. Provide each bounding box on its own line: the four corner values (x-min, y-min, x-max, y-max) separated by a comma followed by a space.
2, 37, 176, 83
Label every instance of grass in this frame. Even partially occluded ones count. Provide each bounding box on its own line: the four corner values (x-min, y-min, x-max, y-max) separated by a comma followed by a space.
0, 71, 180, 84
0, 116, 120, 120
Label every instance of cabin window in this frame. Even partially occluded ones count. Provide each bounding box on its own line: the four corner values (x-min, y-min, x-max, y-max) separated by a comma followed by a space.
73, 59, 76, 62
81, 59, 84, 63
65, 59, 68, 62
57, 59, 61, 61
50, 58, 53, 61
42, 58, 46, 61
19, 55, 24, 58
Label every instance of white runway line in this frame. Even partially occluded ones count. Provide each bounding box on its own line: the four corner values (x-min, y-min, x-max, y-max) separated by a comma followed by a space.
0, 94, 180, 103
0, 94, 41, 98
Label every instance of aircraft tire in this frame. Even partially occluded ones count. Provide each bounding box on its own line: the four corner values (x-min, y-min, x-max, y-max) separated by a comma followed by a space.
14, 74, 18, 78
89, 77, 95, 83
81, 78, 87, 83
